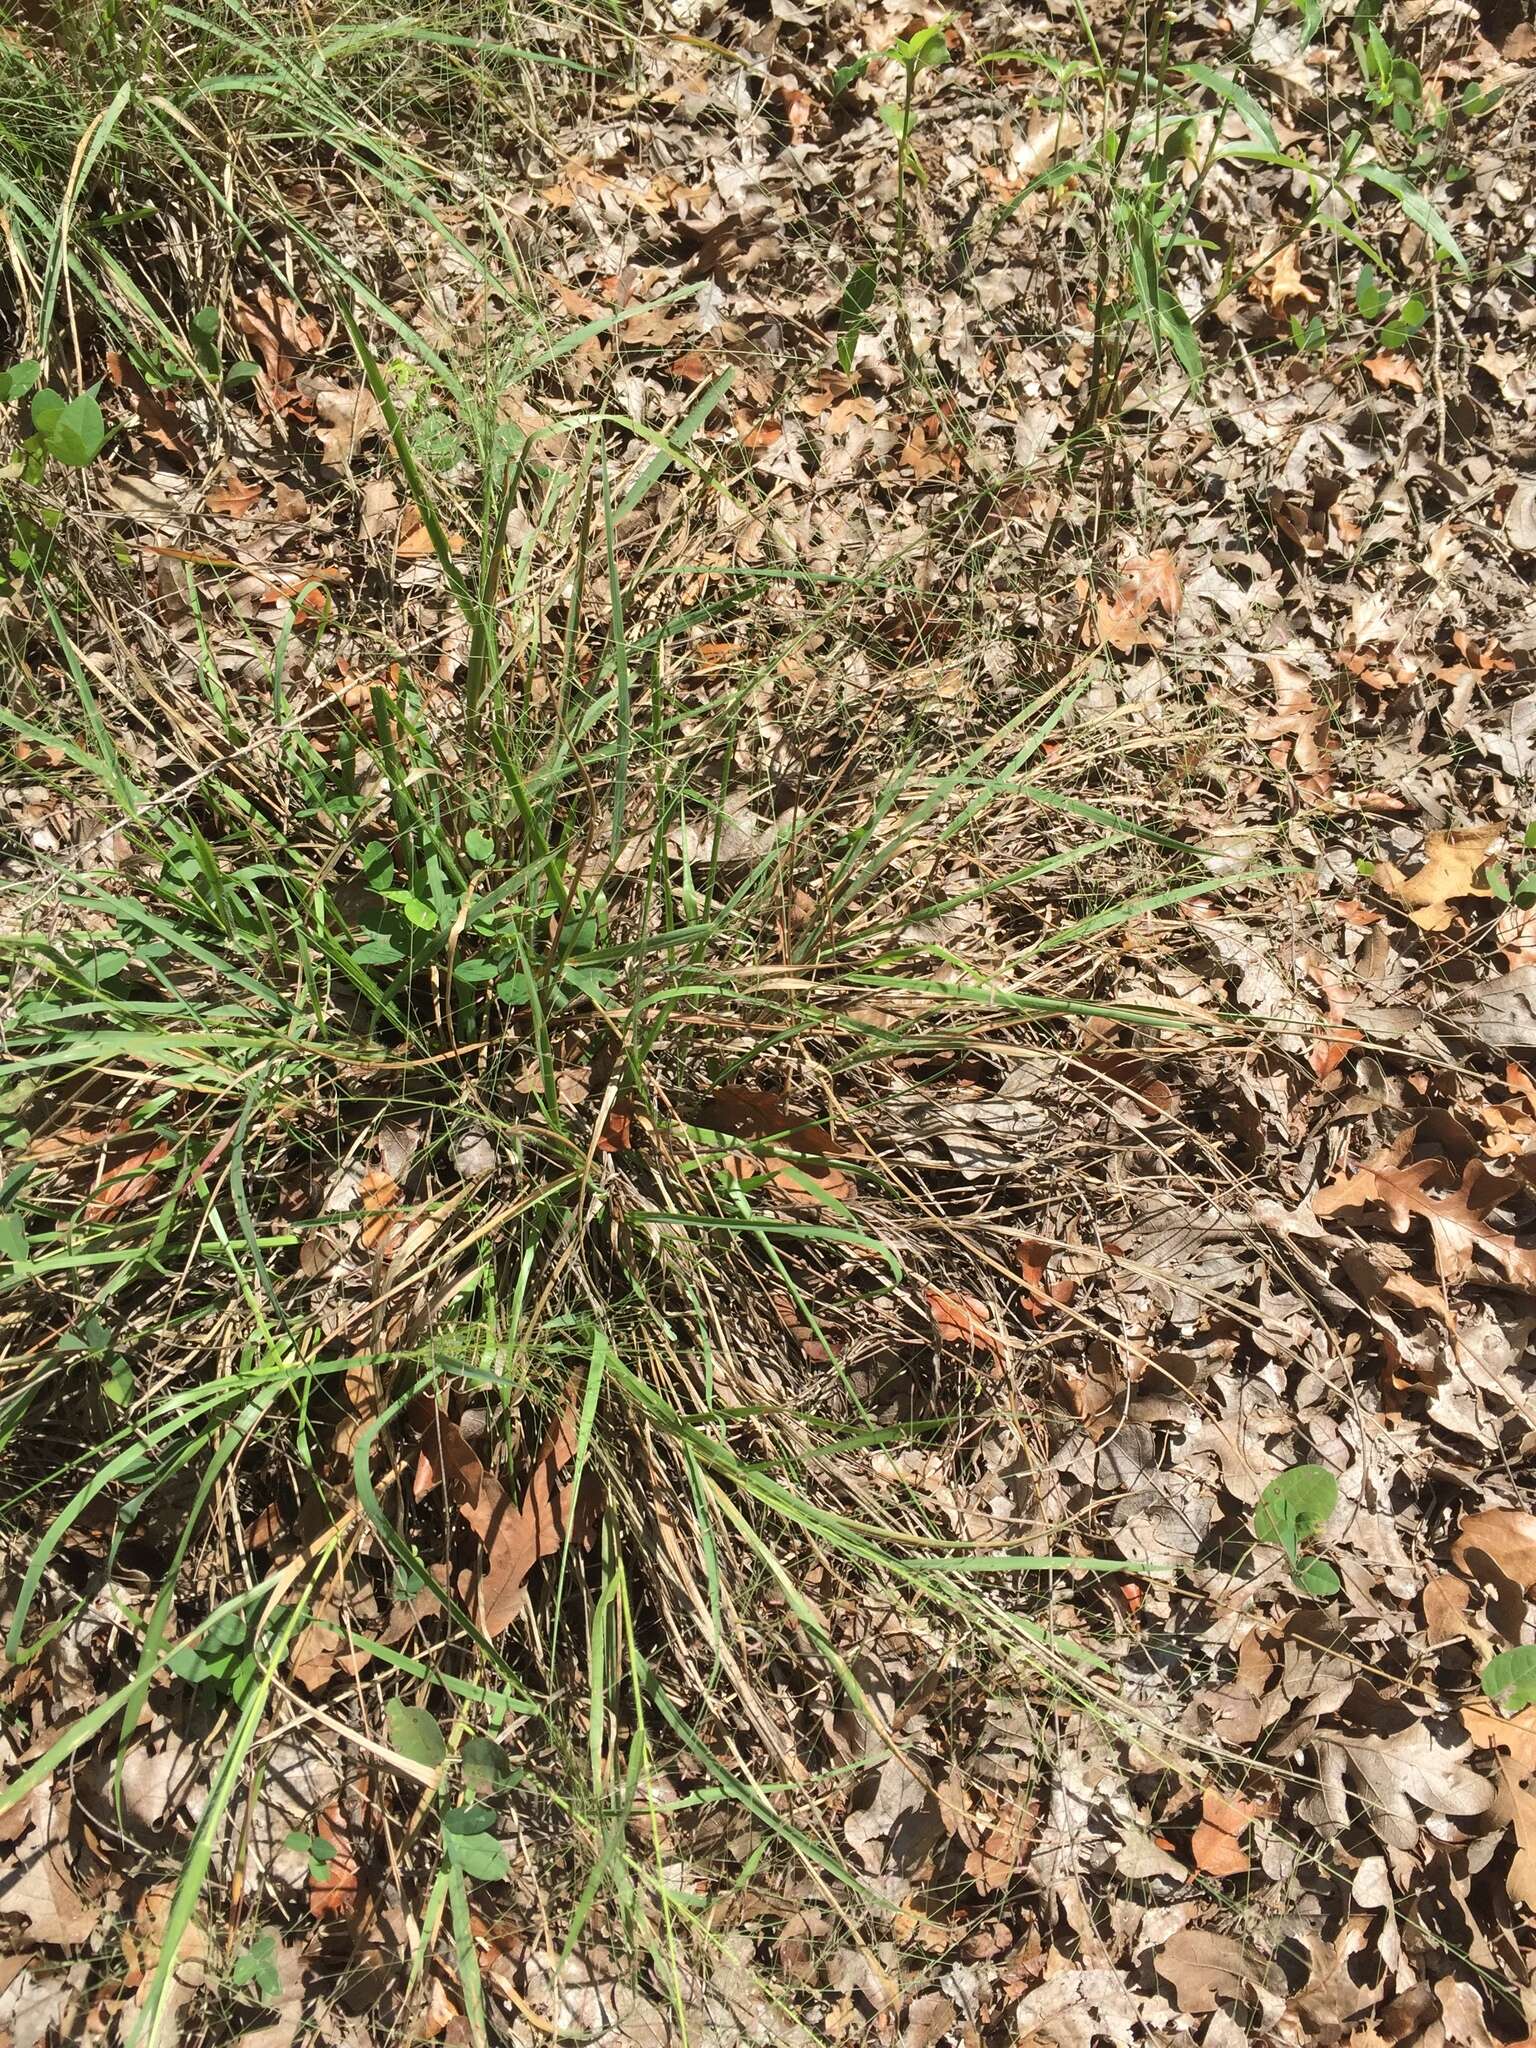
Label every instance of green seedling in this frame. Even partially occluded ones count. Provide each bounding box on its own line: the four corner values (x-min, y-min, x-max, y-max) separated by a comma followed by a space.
1486, 822, 1536, 910
1355, 265, 1428, 350
1, 367, 107, 483
1253, 1463, 1340, 1598
1481, 1646, 1536, 1717
384, 1701, 516, 1884
283, 1830, 342, 1887
169, 1607, 261, 1699
880, 20, 950, 299
230, 1931, 283, 2005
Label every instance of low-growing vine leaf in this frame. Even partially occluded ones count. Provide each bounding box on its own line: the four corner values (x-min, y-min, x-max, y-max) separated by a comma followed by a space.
441, 1799, 497, 1838
231, 1931, 282, 2004
1482, 1647, 1536, 1716
442, 1805, 511, 1882
0, 360, 41, 402
1254, 1464, 1338, 1554
32, 388, 106, 466
1296, 1556, 1341, 1599
385, 1699, 447, 1771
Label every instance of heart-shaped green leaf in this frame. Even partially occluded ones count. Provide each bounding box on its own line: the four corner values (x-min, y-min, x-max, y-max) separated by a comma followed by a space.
34, 388, 105, 466
1295, 1555, 1340, 1599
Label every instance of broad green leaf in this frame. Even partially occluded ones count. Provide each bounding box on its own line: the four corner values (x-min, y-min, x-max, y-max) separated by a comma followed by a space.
1296, 1556, 1340, 1598
444, 1824, 510, 1882
0, 1209, 29, 1268
169, 1608, 253, 1691
30, 389, 65, 437
464, 826, 494, 862
384, 1699, 447, 1770
100, 1355, 135, 1407
1153, 290, 1203, 387
441, 1799, 498, 1837
388, 891, 438, 932
879, 103, 910, 142
837, 261, 878, 374
905, 24, 950, 69
1482, 1645, 1536, 1715
37, 389, 106, 466
0, 360, 41, 402
1356, 264, 1388, 318
1253, 1464, 1338, 1554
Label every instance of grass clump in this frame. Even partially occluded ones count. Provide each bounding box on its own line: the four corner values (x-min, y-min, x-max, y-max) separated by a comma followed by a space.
0, 0, 1309, 2038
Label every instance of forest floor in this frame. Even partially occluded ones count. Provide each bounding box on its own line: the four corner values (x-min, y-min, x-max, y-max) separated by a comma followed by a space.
2, 0, 1536, 2043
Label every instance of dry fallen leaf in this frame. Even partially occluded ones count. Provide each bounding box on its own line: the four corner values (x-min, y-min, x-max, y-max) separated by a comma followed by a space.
1452, 1508, 1536, 1591
924, 1286, 1007, 1365
1093, 550, 1182, 650
1156, 1926, 1280, 2015
308, 1805, 359, 1919
1190, 1785, 1262, 1877
412, 1393, 582, 1637
1253, 244, 1319, 314
1362, 352, 1423, 393
85, 1140, 172, 1221
1312, 1133, 1536, 1291
1321, 1720, 1495, 1851
0, 1786, 98, 1945
205, 469, 263, 518
1422, 1571, 1473, 1647
1374, 824, 1502, 930
314, 383, 387, 469
397, 506, 466, 558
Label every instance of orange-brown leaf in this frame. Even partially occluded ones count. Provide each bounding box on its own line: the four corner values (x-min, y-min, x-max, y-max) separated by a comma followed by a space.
205, 471, 263, 518
85, 1141, 171, 1221
925, 1287, 1006, 1364
1373, 824, 1501, 931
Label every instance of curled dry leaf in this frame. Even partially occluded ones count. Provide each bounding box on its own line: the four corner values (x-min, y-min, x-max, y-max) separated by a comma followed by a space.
1373, 824, 1502, 931
1422, 1572, 1473, 1647
1252, 243, 1319, 313
314, 383, 387, 469
1093, 549, 1182, 651
234, 288, 325, 385
924, 1286, 1007, 1365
